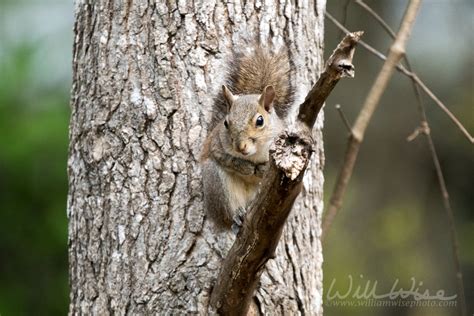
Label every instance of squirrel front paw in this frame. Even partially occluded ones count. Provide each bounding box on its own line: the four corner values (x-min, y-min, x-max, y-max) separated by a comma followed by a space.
240, 162, 257, 176
231, 208, 246, 234
230, 156, 256, 175
255, 162, 269, 177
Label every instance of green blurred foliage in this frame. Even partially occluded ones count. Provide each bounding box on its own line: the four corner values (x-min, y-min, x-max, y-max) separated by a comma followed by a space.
0, 42, 70, 314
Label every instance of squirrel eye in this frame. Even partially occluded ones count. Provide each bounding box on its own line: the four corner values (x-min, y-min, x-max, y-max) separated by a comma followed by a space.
224, 120, 229, 129
256, 115, 264, 127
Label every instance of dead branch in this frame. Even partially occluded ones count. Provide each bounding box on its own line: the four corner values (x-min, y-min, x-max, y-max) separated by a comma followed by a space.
298, 31, 363, 128
353, 1, 467, 314
210, 32, 363, 315
321, 0, 423, 241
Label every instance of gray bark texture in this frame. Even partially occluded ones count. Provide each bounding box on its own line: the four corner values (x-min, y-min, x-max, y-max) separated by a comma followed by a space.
68, 0, 325, 314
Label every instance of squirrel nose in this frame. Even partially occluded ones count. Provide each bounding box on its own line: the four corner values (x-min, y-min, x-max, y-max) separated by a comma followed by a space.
238, 142, 249, 155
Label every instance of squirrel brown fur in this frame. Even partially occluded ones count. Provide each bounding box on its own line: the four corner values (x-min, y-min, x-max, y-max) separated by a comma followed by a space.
201, 46, 295, 231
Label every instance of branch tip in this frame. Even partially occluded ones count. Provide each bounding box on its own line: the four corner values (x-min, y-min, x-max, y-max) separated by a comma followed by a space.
335, 104, 353, 134
297, 29, 363, 128
326, 30, 363, 79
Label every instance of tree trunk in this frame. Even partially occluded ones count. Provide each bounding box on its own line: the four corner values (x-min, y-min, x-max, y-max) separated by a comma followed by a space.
68, 0, 325, 314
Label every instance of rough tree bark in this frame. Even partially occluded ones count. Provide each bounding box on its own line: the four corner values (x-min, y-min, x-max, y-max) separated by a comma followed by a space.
68, 0, 325, 314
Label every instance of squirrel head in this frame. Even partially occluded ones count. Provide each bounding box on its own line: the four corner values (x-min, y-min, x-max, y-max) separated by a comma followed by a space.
221, 85, 276, 159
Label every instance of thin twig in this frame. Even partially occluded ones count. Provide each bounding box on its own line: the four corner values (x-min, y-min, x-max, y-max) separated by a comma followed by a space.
354, 1, 467, 314
409, 74, 473, 143
325, 11, 474, 144
338, 0, 352, 40
335, 104, 353, 134
406, 122, 429, 142
355, 0, 395, 39
321, 0, 423, 240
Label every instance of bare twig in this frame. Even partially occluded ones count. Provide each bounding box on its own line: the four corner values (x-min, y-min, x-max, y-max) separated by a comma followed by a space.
406, 122, 429, 142
321, 0, 423, 241
354, 0, 396, 39
408, 74, 473, 143
338, 0, 352, 40
354, 1, 467, 314
335, 104, 353, 134
325, 11, 474, 143
210, 32, 362, 315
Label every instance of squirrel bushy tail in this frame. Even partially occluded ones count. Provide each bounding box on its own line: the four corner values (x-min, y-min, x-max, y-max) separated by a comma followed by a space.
209, 46, 295, 130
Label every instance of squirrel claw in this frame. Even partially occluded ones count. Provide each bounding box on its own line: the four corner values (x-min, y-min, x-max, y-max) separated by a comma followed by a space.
231, 209, 245, 234
255, 162, 269, 177
231, 222, 241, 235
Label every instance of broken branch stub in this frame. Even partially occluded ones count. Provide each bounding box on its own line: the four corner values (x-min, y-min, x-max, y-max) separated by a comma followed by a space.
297, 31, 363, 129
272, 131, 313, 180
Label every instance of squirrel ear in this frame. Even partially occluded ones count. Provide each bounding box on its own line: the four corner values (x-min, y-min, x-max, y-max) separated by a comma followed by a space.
259, 85, 275, 112
222, 85, 235, 111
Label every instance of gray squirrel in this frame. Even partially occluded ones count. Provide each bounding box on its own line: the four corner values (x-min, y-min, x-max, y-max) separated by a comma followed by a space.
201, 46, 295, 231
